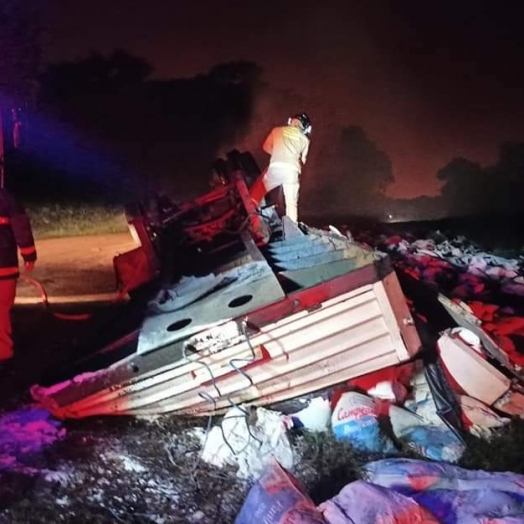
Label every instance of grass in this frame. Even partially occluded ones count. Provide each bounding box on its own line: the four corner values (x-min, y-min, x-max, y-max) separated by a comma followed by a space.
26, 202, 129, 239
459, 419, 524, 474
293, 431, 371, 504
2, 413, 524, 524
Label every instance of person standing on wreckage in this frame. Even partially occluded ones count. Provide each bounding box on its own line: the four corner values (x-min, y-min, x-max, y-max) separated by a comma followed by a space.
250, 113, 312, 223
0, 188, 37, 365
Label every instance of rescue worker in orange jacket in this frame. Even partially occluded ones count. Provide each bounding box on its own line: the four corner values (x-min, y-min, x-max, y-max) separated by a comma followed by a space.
0, 188, 36, 362
250, 113, 312, 223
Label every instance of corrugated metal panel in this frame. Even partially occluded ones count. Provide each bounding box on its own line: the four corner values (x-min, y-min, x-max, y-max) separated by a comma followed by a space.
36, 280, 415, 418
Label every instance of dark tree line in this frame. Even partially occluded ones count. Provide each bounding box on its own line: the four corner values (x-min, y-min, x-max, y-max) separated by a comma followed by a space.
436, 143, 524, 217
306, 125, 394, 217
6, 49, 264, 203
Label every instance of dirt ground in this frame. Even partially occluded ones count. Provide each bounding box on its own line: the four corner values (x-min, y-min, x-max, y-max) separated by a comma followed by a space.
15, 232, 138, 303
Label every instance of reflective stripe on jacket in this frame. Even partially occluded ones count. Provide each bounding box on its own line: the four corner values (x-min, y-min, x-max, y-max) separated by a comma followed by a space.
0, 189, 37, 280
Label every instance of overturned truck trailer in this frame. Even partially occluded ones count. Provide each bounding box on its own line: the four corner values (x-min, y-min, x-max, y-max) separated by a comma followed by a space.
31, 152, 422, 419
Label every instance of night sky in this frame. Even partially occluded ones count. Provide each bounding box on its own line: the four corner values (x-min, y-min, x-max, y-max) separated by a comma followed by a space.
43, 0, 524, 198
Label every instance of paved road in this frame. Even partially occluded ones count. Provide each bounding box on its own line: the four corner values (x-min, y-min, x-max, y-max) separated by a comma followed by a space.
15, 232, 138, 304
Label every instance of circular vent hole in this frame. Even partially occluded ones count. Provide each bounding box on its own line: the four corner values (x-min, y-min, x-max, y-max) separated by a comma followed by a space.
167, 318, 192, 331
228, 294, 253, 308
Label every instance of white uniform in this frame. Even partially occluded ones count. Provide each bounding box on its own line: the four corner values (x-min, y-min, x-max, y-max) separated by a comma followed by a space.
255, 124, 310, 222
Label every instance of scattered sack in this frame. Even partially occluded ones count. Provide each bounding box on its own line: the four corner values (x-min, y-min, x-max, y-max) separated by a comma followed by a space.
458, 394, 510, 439
404, 372, 448, 427
388, 405, 465, 463
331, 392, 397, 454
235, 459, 325, 524
383, 232, 524, 302
287, 397, 332, 432
367, 380, 408, 403
0, 407, 66, 472
318, 480, 439, 524
413, 488, 524, 524
389, 405, 426, 436
397, 425, 465, 463
364, 458, 524, 497
200, 406, 293, 480
364, 458, 524, 524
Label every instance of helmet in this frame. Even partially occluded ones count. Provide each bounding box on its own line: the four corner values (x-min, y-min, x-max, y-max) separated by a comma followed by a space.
288, 112, 312, 137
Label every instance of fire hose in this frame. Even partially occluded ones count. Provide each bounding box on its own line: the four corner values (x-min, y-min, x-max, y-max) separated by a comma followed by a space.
19, 275, 129, 321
